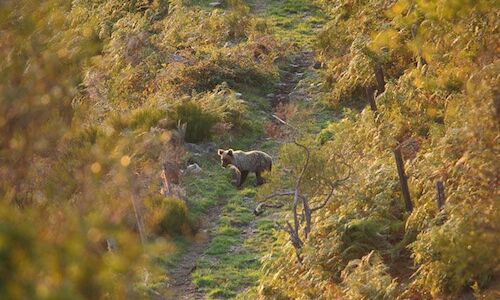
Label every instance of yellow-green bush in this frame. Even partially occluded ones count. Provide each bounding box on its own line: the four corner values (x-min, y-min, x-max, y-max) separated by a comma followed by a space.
129, 108, 167, 131
258, 1, 499, 298
147, 196, 194, 237
340, 251, 398, 300
0, 203, 144, 299
167, 101, 219, 142
410, 207, 499, 296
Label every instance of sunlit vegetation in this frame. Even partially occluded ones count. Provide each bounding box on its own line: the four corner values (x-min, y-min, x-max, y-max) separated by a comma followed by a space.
1, 0, 498, 299
0, 0, 286, 297
256, 0, 499, 299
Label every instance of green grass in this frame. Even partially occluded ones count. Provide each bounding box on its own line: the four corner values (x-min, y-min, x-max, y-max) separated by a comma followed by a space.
263, 0, 328, 47
190, 0, 329, 47
158, 237, 190, 269
183, 157, 237, 218
161, 1, 335, 297
163, 94, 272, 298
191, 185, 266, 298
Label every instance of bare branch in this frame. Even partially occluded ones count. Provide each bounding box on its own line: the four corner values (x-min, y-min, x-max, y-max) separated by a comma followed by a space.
254, 202, 285, 216
310, 173, 351, 212
293, 141, 310, 191
310, 183, 335, 212
272, 114, 299, 132
301, 194, 312, 238
256, 114, 312, 264
261, 190, 296, 201
254, 190, 296, 215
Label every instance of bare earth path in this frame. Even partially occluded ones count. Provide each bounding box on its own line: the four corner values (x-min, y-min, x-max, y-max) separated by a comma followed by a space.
165, 2, 319, 299
167, 202, 225, 299
166, 52, 315, 300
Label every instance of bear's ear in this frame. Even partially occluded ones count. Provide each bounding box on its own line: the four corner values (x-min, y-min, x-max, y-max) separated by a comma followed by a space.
227, 149, 233, 156
217, 149, 224, 156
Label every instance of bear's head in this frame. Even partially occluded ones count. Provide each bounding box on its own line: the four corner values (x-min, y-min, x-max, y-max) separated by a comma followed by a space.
218, 149, 235, 168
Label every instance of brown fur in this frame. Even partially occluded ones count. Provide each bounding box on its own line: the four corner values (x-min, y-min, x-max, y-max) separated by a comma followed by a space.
218, 148, 272, 187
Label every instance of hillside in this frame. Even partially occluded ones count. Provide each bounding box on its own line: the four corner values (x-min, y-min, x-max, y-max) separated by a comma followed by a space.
0, 0, 498, 299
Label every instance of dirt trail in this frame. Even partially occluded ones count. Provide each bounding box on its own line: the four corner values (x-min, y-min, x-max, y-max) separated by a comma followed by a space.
167, 202, 225, 299
165, 52, 314, 299
270, 51, 314, 108
165, 3, 317, 299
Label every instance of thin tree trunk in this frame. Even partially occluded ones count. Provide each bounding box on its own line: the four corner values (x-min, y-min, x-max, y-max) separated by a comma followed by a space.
374, 64, 386, 94
365, 87, 378, 113
394, 147, 413, 212
131, 194, 146, 246
436, 181, 445, 210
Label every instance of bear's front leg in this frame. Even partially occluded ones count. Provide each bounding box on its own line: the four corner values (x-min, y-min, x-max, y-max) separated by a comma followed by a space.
238, 170, 249, 188
230, 166, 241, 187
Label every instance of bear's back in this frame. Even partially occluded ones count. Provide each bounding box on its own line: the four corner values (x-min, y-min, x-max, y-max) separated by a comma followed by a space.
233, 150, 272, 173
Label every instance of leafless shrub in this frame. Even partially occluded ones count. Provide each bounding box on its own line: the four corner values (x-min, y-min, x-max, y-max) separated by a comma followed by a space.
255, 115, 352, 263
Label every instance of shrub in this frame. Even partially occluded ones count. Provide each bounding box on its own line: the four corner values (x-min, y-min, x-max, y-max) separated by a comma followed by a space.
194, 83, 248, 129
167, 101, 218, 143
340, 251, 398, 300
148, 196, 193, 237
410, 207, 499, 296
129, 108, 166, 131
304, 215, 396, 281
225, 0, 251, 41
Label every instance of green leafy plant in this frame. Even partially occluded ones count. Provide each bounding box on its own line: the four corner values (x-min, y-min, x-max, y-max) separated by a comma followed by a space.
149, 196, 194, 237
168, 101, 219, 143
340, 251, 398, 300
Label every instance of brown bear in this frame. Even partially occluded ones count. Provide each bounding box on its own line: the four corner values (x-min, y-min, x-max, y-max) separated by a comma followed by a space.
218, 148, 272, 187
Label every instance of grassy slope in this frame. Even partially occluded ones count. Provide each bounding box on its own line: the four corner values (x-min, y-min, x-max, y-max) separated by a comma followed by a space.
177, 0, 332, 298
186, 89, 275, 299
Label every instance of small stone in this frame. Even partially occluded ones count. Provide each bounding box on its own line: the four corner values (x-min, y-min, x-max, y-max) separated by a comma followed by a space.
170, 54, 185, 62
185, 142, 215, 154
185, 143, 203, 153
235, 92, 242, 98
266, 93, 275, 98
313, 61, 323, 69
223, 41, 235, 48
277, 94, 288, 101
209, 1, 222, 7
185, 163, 202, 174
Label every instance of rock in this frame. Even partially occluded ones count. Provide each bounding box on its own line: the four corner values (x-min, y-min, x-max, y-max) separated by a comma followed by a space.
277, 94, 288, 101
209, 2, 222, 8
157, 118, 170, 129
106, 238, 117, 252
185, 142, 216, 154
266, 93, 275, 98
185, 143, 203, 153
170, 54, 186, 63
185, 163, 202, 175
223, 41, 235, 48
235, 92, 242, 98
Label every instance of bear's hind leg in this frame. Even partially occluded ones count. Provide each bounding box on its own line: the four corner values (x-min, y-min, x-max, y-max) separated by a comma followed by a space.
255, 171, 264, 186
